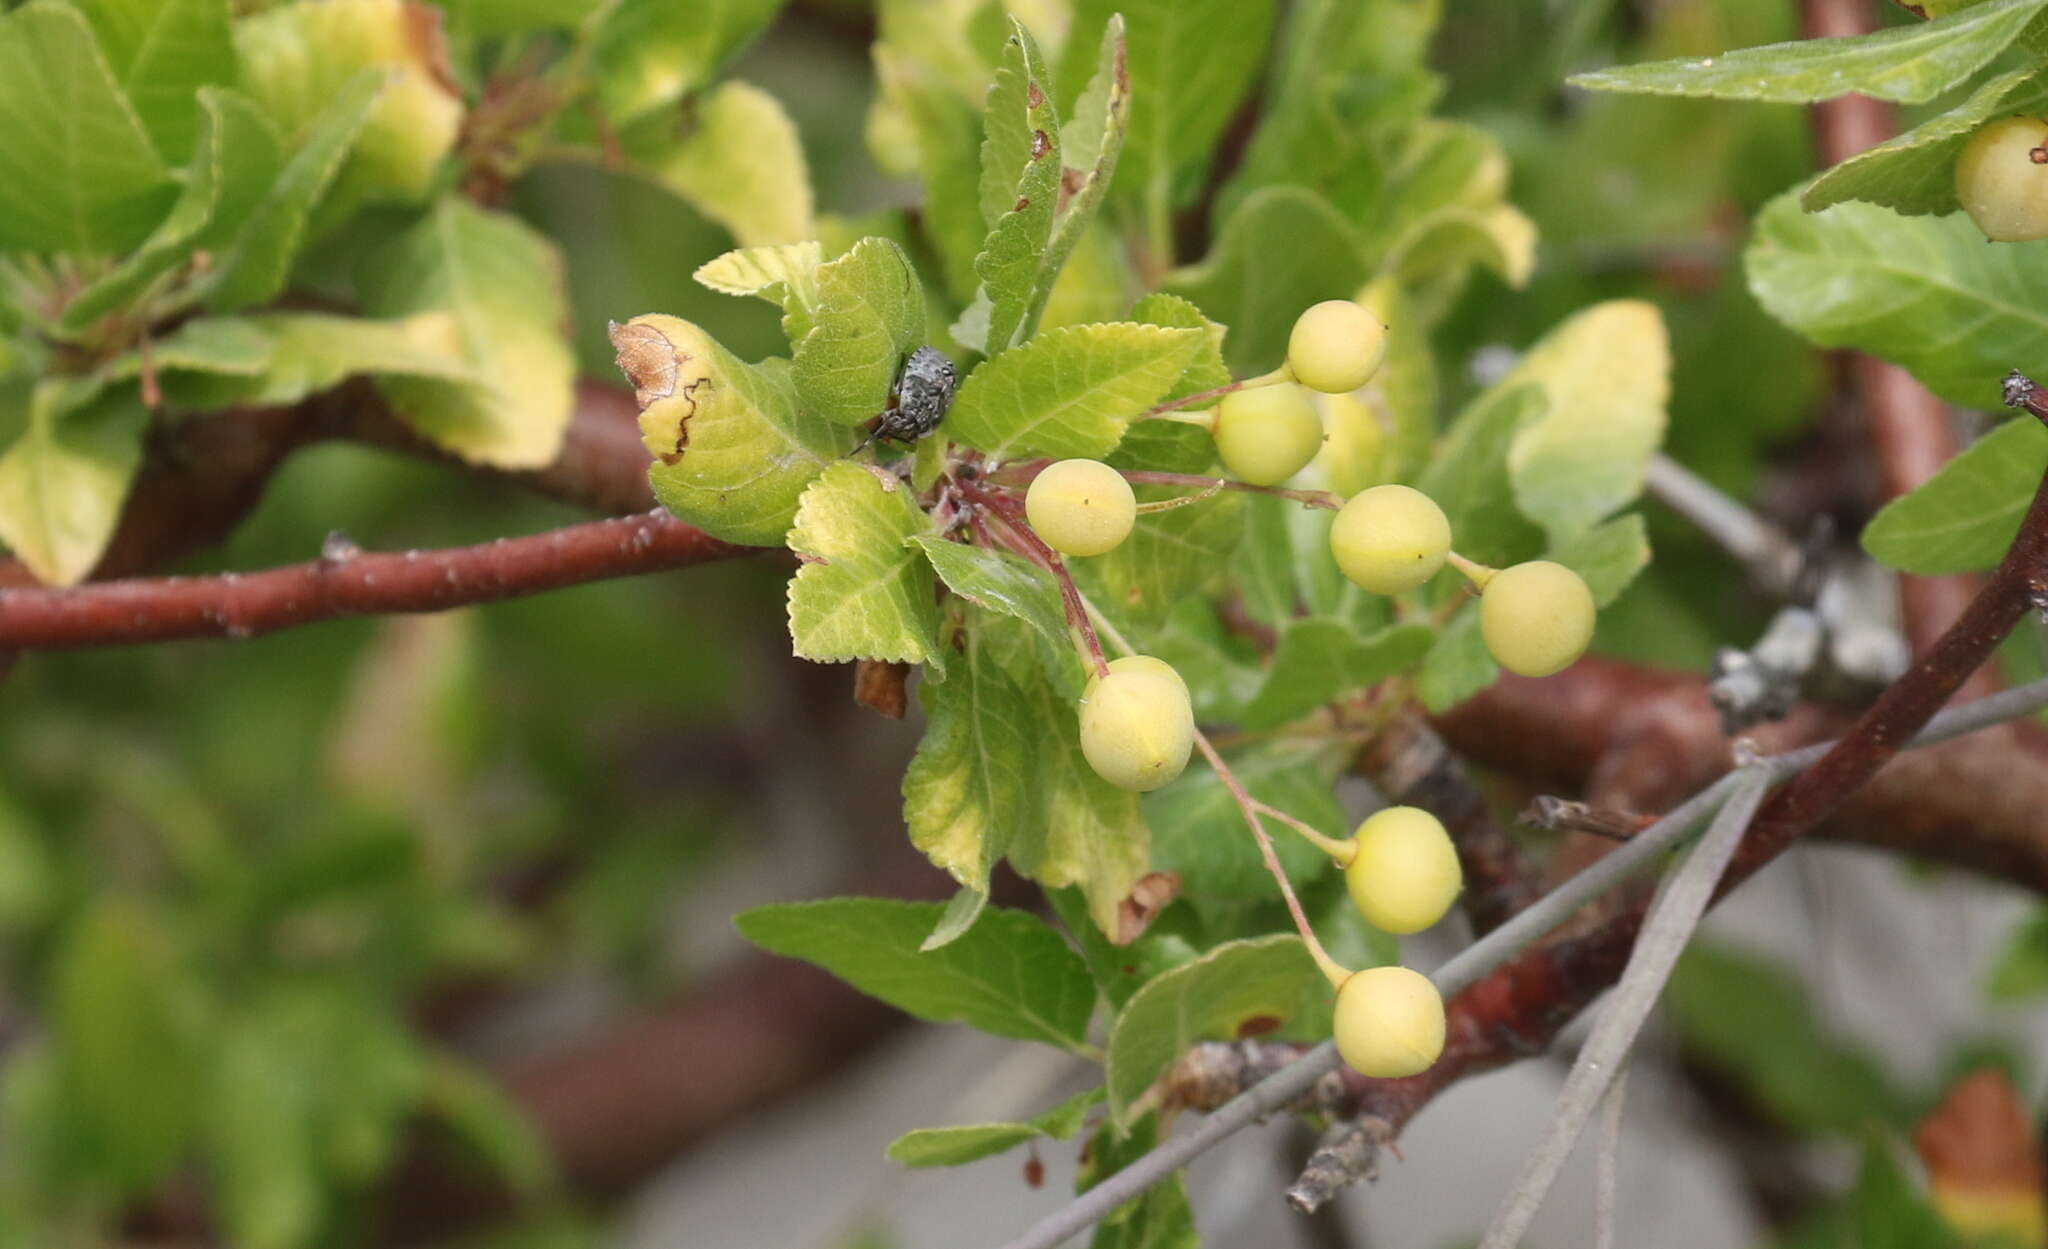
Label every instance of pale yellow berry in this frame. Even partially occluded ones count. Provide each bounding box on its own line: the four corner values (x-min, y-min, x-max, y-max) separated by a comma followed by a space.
1078, 656, 1196, 792
1287, 300, 1389, 394
1328, 484, 1451, 594
1214, 383, 1324, 486
1026, 459, 1137, 557
1479, 560, 1596, 678
1332, 965, 1445, 1078
1956, 117, 2048, 242
1342, 806, 1462, 934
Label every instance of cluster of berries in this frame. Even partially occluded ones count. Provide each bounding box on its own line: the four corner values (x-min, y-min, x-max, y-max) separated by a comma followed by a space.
1027, 300, 1597, 797
1014, 300, 1602, 1077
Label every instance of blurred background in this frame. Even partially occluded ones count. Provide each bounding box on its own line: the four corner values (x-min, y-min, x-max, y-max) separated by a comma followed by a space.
3, 1, 2046, 1247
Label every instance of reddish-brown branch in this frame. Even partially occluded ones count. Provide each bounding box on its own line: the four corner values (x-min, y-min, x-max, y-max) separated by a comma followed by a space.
1440, 657, 2048, 893
0, 381, 654, 596
1804, 0, 1982, 663
0, 510, 738, 650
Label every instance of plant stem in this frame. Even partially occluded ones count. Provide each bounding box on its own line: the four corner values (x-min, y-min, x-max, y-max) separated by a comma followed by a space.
1251, 798, 1356, 864
964, 480, 1110, 678
1197, 732, 1352, 990
1446, 550, 1495, 589
1082, 593, 1350, 986
1136, 366, 1293, 421
1119, 471, 1343, 510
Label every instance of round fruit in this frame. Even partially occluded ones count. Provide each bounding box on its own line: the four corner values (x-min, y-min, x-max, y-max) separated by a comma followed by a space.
1026, 460, 1137, 557
1287, 300, 1389, 394
1343, 806, 1462, 934
1956, 117, 2048, 242
1214, 383, 1324, 486
1328, 484, 1452, 594
1332, 965, 1445, 1078
1078, 656, 1196, 792
1478, 560, 1596, 678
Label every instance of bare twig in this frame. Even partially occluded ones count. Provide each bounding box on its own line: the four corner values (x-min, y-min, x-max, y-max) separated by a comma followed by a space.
1477, 770, 1772, 1249
1643, 454, 1801, 595
0, 510, 736, 650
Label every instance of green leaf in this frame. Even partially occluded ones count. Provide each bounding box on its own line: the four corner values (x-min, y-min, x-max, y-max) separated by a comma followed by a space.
923, 886, 989, 951
591, 0, 785, 123
1219, 0, 1441, 221
628, 80, 815, 248
958, 20, 1062, 356
911, 536, 1070, 652
632, 321, 850, 547
1549, 512, 1652, 607
1503, 301, 1671, 545
1027, 17, 1129, 337
52, 899, 202, 1188
1567, 0, 2048, 104
1008, 661, 1154, 941
792, 237, 925, 425
945, 322, 1202, 462
693, 241, 825, 341
886, 1086, 1103, 1168
1416, 605, 1498, 714
872, 43, 986, 302
148, 312, 475, 410
1078, 1115, 1200, 1249
1804, 67, 2048, 215
1747, 192, 2048, 410
1240, 620, 1435, 730
1063, 0, 1275, 209
61, 87, 281, 334
735, 898, 1098, 1051
1167, 186, 1371, 374
1668, 944, 1901, 1133
432, 0, 601, 38
0, 0, 174, 254
786, 461, 945, 670
1114, 292, 1229, 473
1128, 292, 1230, 402
421, 1055, 553, 1195
977, 13, 1049, 232
205, 68, 383, 314
1986, 905, 2048, 1000
358, 195, 575, 468
0, 379, 148, 586
206, 1023, 320, 1249
233, 0, 462, 205
902, 631, 1037, 902
1864, 418, 2048, 574
74, 0, 236, 159
1073, 487, 1246, 629
1416, 383, 1547, 568
1104, 934, 1327, 1119
1144, 740, 1341, 905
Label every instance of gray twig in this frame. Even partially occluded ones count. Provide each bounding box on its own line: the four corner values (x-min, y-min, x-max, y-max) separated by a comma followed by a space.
1476, 770, 1771, 1249
987, 674, 2048, 1249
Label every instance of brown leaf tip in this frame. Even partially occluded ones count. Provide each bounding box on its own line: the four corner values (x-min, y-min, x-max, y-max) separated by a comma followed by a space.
610, 320, 681, 409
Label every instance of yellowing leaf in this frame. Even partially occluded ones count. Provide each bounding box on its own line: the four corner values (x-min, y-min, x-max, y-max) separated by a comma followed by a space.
785, 462, 945, 671
635, 81, 814, 248
0, 380, 149, 586
359, 196, 575, 468
1503, 301, 1671, 544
